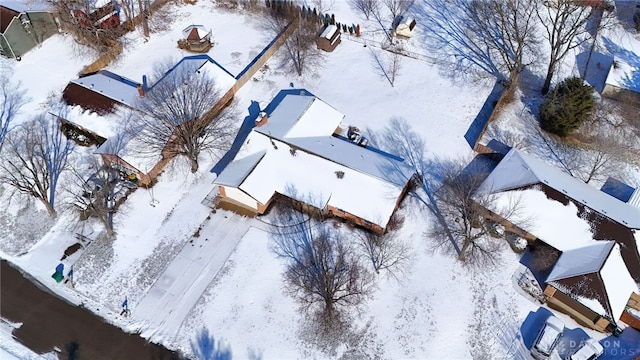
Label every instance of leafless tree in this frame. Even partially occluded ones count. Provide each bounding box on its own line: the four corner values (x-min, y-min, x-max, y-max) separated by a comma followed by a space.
417, 0, 539, 87
66, 157, 130, 238
269, 201, 374, 320
0, 75, 26, 153
535, 0, 601, 94
383, 0, 414, 20
132, 59, 236, 173
428, 159, 528, 267
48, 0, 129, 56
356, 215, 412, 280
0, 113, 74, 216
266, 1, 323, 76
348, 0, 379, 20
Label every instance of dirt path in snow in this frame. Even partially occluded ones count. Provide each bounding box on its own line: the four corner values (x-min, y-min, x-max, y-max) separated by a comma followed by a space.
0, 260, 182, 360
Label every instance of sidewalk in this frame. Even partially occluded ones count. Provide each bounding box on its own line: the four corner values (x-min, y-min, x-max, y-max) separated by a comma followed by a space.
132, 211, 253, 341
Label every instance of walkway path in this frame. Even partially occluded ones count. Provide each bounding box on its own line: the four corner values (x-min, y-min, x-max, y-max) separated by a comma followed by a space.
133, 211, 253, 341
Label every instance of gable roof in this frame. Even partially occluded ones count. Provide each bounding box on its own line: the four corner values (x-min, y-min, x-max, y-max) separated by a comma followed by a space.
547, 241, 614, 282
549, 243, 638, 323
215, 91, 415, 229
477, 148, 640, 229
0, 6, 19, 33
605, 56, 640, 94
67, 70, 141, 110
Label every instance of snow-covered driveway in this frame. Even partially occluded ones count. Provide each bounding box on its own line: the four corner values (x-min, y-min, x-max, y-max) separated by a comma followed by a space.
132, 211, 253, 341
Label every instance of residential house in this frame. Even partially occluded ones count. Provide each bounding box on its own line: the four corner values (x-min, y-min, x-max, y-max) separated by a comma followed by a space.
316, 24, 341, 52
61, 55, 238, 185
0, 1, 59, 59
476, 147, 640, 332
212, 90, 416, 233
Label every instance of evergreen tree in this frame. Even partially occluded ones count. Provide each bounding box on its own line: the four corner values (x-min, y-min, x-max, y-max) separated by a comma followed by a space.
539, 77, 595, 137
343, 24, 347, 33
330, 13, 336, 25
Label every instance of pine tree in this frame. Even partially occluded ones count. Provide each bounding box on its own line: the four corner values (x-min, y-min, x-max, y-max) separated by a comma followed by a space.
539, 77, 595, 137
330, 13, 336, 25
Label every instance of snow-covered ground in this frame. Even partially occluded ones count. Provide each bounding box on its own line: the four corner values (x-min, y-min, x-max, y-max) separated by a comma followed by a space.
1, 0, 639, 359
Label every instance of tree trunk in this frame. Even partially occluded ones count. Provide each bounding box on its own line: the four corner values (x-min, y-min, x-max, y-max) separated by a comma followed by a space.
542, 65, 554, 95
43, 199, 57, 217
190, 157, 199, 173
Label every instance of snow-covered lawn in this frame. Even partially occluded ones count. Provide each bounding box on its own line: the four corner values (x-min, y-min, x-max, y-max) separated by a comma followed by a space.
4, 1, 638, 359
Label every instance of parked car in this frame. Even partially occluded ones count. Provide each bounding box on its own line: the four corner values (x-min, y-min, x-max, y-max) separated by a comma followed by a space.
531, 316, 564, 360
570, 338, 604, 360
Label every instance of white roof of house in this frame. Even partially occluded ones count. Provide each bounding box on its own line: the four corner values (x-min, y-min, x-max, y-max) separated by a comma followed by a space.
320, 25, 338, 40
477, 148, 640, 229
547, 241, 614, 282
215, 92, 415, 228
71, 70, 141, 109
605, 57, 640, 94
150, 56, 237, 94
600, 244, 638, 321
254, 94, 344, 139
237, 136, 405, 225
182, 24, 211, 39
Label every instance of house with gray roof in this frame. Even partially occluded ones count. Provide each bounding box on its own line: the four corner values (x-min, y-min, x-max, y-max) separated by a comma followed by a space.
476, 147, 640, 333
213, 90, 416, 233
1, 1, 59, 59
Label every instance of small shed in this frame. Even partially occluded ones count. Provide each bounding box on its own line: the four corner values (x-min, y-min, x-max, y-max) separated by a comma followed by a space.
602, 57, 640, 106
316, 24, 341, 52
395, 16, 416, 38
178, 24, 212, 53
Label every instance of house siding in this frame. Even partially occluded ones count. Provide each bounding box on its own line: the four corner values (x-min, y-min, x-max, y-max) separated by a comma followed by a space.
544, 284, 612, 332
1, 11, 58, 58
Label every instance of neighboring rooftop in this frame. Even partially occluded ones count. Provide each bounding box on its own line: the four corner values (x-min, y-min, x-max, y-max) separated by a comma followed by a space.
477, 148, 640, 229
605, 56, 640, 94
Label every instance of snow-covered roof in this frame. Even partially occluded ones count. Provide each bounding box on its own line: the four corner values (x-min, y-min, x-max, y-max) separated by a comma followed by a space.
477, 148, 640, 229
1, 0, 52, 12
149, 55, 237, 93
600, 244, 638, 321
182, 24, 211, 40
213, 150, 265, 187
71, 70, 141, 109
547, 241, 614, 282
254, 94, 344, 139
320, 25, 338, 40
96, 132, 160, 173
215, 91, 415, 229
492, 188, 597, 251
237, 136, 406, 225
605, 57, 640, 94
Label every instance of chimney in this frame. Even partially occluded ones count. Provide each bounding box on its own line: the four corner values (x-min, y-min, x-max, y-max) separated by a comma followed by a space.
142, 75, 148, 90
137, 83, 145, 97
255, 111, 268, 127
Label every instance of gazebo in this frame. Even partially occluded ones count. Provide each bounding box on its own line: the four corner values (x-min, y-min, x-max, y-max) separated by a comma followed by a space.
177, 25, 213, 53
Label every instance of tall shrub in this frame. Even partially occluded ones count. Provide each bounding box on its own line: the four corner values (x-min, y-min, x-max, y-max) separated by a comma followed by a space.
539, 77, 595, 137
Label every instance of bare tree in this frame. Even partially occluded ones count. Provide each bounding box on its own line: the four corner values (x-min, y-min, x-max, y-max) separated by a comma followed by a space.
48, 0, 128, 56
266, 1, 323, 76
356, 215, 412, 280
269, 202, 374, 320
0, 73, 26, 153
428, 159, 527, 267
417, 0, 539, 87
0, 113, 74, 216
133, 60, 236, 173
535, 0, 598, 94
383, 0, 414, 20
348, 0, 379, 20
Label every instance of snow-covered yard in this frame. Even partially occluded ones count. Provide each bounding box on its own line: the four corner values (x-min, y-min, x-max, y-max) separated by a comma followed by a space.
2, 0, 639, 359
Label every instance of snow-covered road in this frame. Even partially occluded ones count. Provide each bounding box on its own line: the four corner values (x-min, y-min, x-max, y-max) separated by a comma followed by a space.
132, 211, 254, 341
